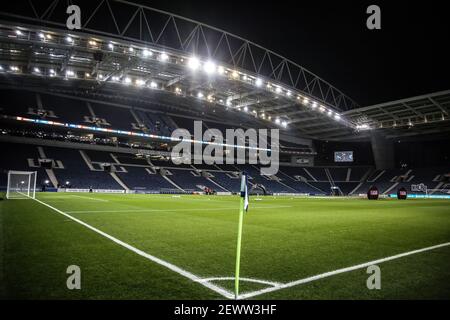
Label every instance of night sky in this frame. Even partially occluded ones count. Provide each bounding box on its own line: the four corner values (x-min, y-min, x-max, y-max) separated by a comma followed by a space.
137, 0, 450, 107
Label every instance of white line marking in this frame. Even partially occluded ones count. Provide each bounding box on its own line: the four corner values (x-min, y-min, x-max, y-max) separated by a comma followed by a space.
31, 197, 234, 299
65, 205, 292, 214
69, 195, 109, 202
238, 242, 450, 299
199, 277, 282, 287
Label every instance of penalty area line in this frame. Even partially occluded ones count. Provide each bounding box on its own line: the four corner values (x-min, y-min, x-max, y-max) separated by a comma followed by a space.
31, 197, 234, 299
238, 241, 450, 299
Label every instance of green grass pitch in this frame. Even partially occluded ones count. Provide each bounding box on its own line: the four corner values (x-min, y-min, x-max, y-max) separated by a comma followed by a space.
1, 193, 449, 300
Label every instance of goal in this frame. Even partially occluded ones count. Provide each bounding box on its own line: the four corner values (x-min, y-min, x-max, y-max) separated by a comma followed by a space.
6, 171, 37, 199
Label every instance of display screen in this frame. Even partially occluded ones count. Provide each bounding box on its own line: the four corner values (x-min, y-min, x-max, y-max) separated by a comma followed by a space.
334, 151, 354, 162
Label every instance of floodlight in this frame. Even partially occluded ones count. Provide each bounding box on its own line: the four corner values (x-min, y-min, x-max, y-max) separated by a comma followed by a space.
160, 53, 169, 62
65, 181, 70, 185
334, 114, 341, 120
112, 76, 120, 81
45, 180, 49, 184
136, 79, 145, 86
38, 32, 45, 39
49, 69, 55, 75
143, 49, 152, 57
328, 110, 333, 116
275, 118, 281, 124
124, 77, 132, 84
188, 57, 200, 70
286, 91, 291, 97
197, 92, 204, 98
255, 78, 263, 87
275, 87, 282, 94
66, 36, 73, 43
282, 121, 287, 127
129, 47, 134, 52
88, 40, 96, 46
217, 66, 225, 74
203, 61, 216, 74
108, 43, 114, 50
33, 67, 40, 73
232, 71, 239, 78
65, 70, 75, 77
244, 106, 249, 112
15, 30, 23, 35
311, 102, 317, 108
150, 81, 158, 88
320, 106, 325, 112
242, 75, 247, 81
46, 34, 52, 40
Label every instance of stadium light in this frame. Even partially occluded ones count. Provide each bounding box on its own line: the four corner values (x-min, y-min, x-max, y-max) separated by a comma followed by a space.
275, 87, 282, 94
66, 36, 73, 43
319, 106, 325, 112
129, 47, 134, 53
188, 56, 201, 70
135, 79, 145, 86
159, 53, 169, 62
46, 34, 52, 40
88, 40, 96, 46
33, 67, 40, 73
44, 180, 49, 184
275, 118, 281, 124
15, 30, 23, 35
0, 66, 3, 71
286, 91, 292, 97
65, 70, 75, 77
281, 121, 288, 128
243, 106, 249, 112
197, 92, 204, 98
65, 181, 70, 185
124, 77, 132, 84
203, 61, 216, 74
38, 32, 45, 39
150, 81, 158, 89
112, 76, 120, 82
143, 49, 153, 57
108, 43, 114, 50
255, 78, 263, 87
334, 114, 341, 120
311, 102, 317, 108
10, 66, 19, 72
328, 110, 333, 116
217, 66, 225, 75
232, 71, 239, 79
49, 69, 55, 76
356, 124, 370, 130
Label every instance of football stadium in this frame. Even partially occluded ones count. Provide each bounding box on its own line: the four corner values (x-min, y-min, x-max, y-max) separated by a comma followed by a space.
0, 0, 449, 303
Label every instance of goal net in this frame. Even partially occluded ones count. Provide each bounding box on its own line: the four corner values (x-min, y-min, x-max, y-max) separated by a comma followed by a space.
6, 171, 37, 199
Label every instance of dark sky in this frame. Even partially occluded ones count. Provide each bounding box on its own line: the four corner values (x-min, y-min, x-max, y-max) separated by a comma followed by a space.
135, 0, 450, 106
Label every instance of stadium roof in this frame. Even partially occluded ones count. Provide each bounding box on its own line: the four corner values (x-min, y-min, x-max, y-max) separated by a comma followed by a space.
0, 0, 448, 141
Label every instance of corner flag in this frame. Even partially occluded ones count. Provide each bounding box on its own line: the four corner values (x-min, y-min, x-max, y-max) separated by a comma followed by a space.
240, 173, 249, 212
235, 173, 249, 299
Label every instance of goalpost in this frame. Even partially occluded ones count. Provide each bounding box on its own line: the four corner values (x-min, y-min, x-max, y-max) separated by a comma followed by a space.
6, 171, 37, 199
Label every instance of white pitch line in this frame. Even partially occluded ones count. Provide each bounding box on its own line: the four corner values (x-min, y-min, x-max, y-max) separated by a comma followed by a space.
69, 195, 109, 202
238, 241, 450, 299
31, 197, 234, 299
65, 205, 292, 214
199, 277, 282, 287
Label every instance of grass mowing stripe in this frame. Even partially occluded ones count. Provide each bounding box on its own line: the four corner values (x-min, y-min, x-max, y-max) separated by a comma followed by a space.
64, 205, 293, 214
239, 242, 450, 299
31, 197, 235, 299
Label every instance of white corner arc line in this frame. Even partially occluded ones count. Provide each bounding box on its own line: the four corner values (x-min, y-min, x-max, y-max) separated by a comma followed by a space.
238, 241, 450, 300
198, 277, 282, 287
31, 197, 234, 299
